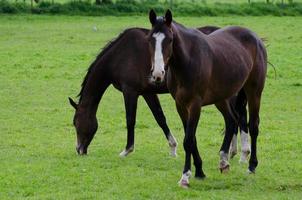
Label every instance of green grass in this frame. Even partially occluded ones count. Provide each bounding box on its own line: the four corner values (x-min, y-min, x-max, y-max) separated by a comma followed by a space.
2, 1, 302, 16
10, 0, 302, 4
0, 15, 302, 199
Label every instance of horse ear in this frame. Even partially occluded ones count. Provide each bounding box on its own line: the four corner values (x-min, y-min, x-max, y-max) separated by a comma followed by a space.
68, 97, 78, 110
149, 9, 157, 26
165, 9, 172, 27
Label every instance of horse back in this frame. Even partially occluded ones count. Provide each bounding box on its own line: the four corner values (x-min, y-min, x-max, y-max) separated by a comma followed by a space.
200, 26, 266, 104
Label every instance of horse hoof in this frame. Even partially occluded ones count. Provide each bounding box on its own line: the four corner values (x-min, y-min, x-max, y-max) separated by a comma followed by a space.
247, 166, 256, 174
195, 174, 206, 180
119, 147, 134, 157
178, 170, 192, 189
170, 152, 177, 157
119, 150, 128, 157
219, 153, 230, 174
179, 181, 190, 189
220, 164, 230, 174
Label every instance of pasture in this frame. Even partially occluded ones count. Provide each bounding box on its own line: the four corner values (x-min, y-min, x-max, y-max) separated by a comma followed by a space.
0, 15, 302, 199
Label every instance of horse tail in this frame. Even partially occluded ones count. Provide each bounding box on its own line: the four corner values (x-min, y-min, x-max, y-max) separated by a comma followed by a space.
267, 60, 277, 80
257, 35, 268, 73
259, 37, 276, 79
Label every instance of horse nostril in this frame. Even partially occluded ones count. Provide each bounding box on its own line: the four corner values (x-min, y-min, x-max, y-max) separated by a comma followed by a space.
152, 76, 156, 79
162, 71, 164, 75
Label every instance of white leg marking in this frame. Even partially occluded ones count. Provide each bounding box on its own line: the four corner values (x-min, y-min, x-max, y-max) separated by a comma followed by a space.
239, 131, 250, 163
230, 134, 237, 158
168, 133, 178, 157
178, 170, 192, 188
219, 151, 230, 173
151, 32, 165, 81
119, 145, 134, 157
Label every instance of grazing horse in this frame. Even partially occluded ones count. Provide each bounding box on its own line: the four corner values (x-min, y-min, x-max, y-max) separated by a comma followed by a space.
68, 26, 223, 157
147, 10, 267, 188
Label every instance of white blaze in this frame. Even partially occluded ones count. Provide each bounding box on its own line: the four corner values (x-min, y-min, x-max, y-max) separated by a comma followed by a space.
152, 32, 165, 80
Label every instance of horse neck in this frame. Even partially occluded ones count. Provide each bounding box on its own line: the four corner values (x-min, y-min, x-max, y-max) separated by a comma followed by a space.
169, 24, 194, 77
169, 23, 210, 84
78, 96, 99, 116
172, 22, 208, 56
78, 65, 110, 116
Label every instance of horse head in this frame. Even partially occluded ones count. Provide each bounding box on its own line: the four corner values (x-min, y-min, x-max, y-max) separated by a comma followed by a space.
147, 9, 173, 84
69, 97, 98, 155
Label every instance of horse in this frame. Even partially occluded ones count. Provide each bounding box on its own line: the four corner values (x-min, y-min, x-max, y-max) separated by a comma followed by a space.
147, 10, 267, 188
69, 25, 229, 158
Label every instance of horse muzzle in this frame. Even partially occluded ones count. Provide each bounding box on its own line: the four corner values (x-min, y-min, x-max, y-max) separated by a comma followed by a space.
151, 70, 165, 84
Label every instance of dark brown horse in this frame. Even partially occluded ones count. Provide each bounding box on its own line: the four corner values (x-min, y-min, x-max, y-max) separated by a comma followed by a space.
147, 10, 267, 188
69, 26, 224, 157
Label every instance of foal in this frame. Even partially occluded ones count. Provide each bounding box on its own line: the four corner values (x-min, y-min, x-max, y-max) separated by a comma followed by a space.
147, 10, 267, 187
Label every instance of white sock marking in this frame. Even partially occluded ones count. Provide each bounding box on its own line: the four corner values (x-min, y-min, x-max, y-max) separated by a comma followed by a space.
230, 134, 237, 157
220, 151, 229, 162
168, 134, 178, 157
239, 131, 250, 163
240, 131, 250, 152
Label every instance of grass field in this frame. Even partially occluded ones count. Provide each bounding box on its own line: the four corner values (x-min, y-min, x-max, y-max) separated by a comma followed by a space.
0, 14, 302, 199
10, 0, 302, 4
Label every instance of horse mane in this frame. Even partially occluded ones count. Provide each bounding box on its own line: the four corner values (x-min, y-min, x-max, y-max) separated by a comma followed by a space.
77, 28, 148, 102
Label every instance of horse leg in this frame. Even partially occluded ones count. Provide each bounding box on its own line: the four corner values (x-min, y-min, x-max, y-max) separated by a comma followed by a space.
246, 94, 261, 173
230, 131, 238, 159
245, 39, 266, 172
177, 100, 204, 188
236, 90, 250, 163
229, 90, 250, 162
178, 105, 205, 180
143, 94, 178, 157
119, 90, 138, 157
216, 100, 237, 173
175, 103, 191, 188
176, 103, 187, 131
228, 96, 239, 158
192, 135, 206, 179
